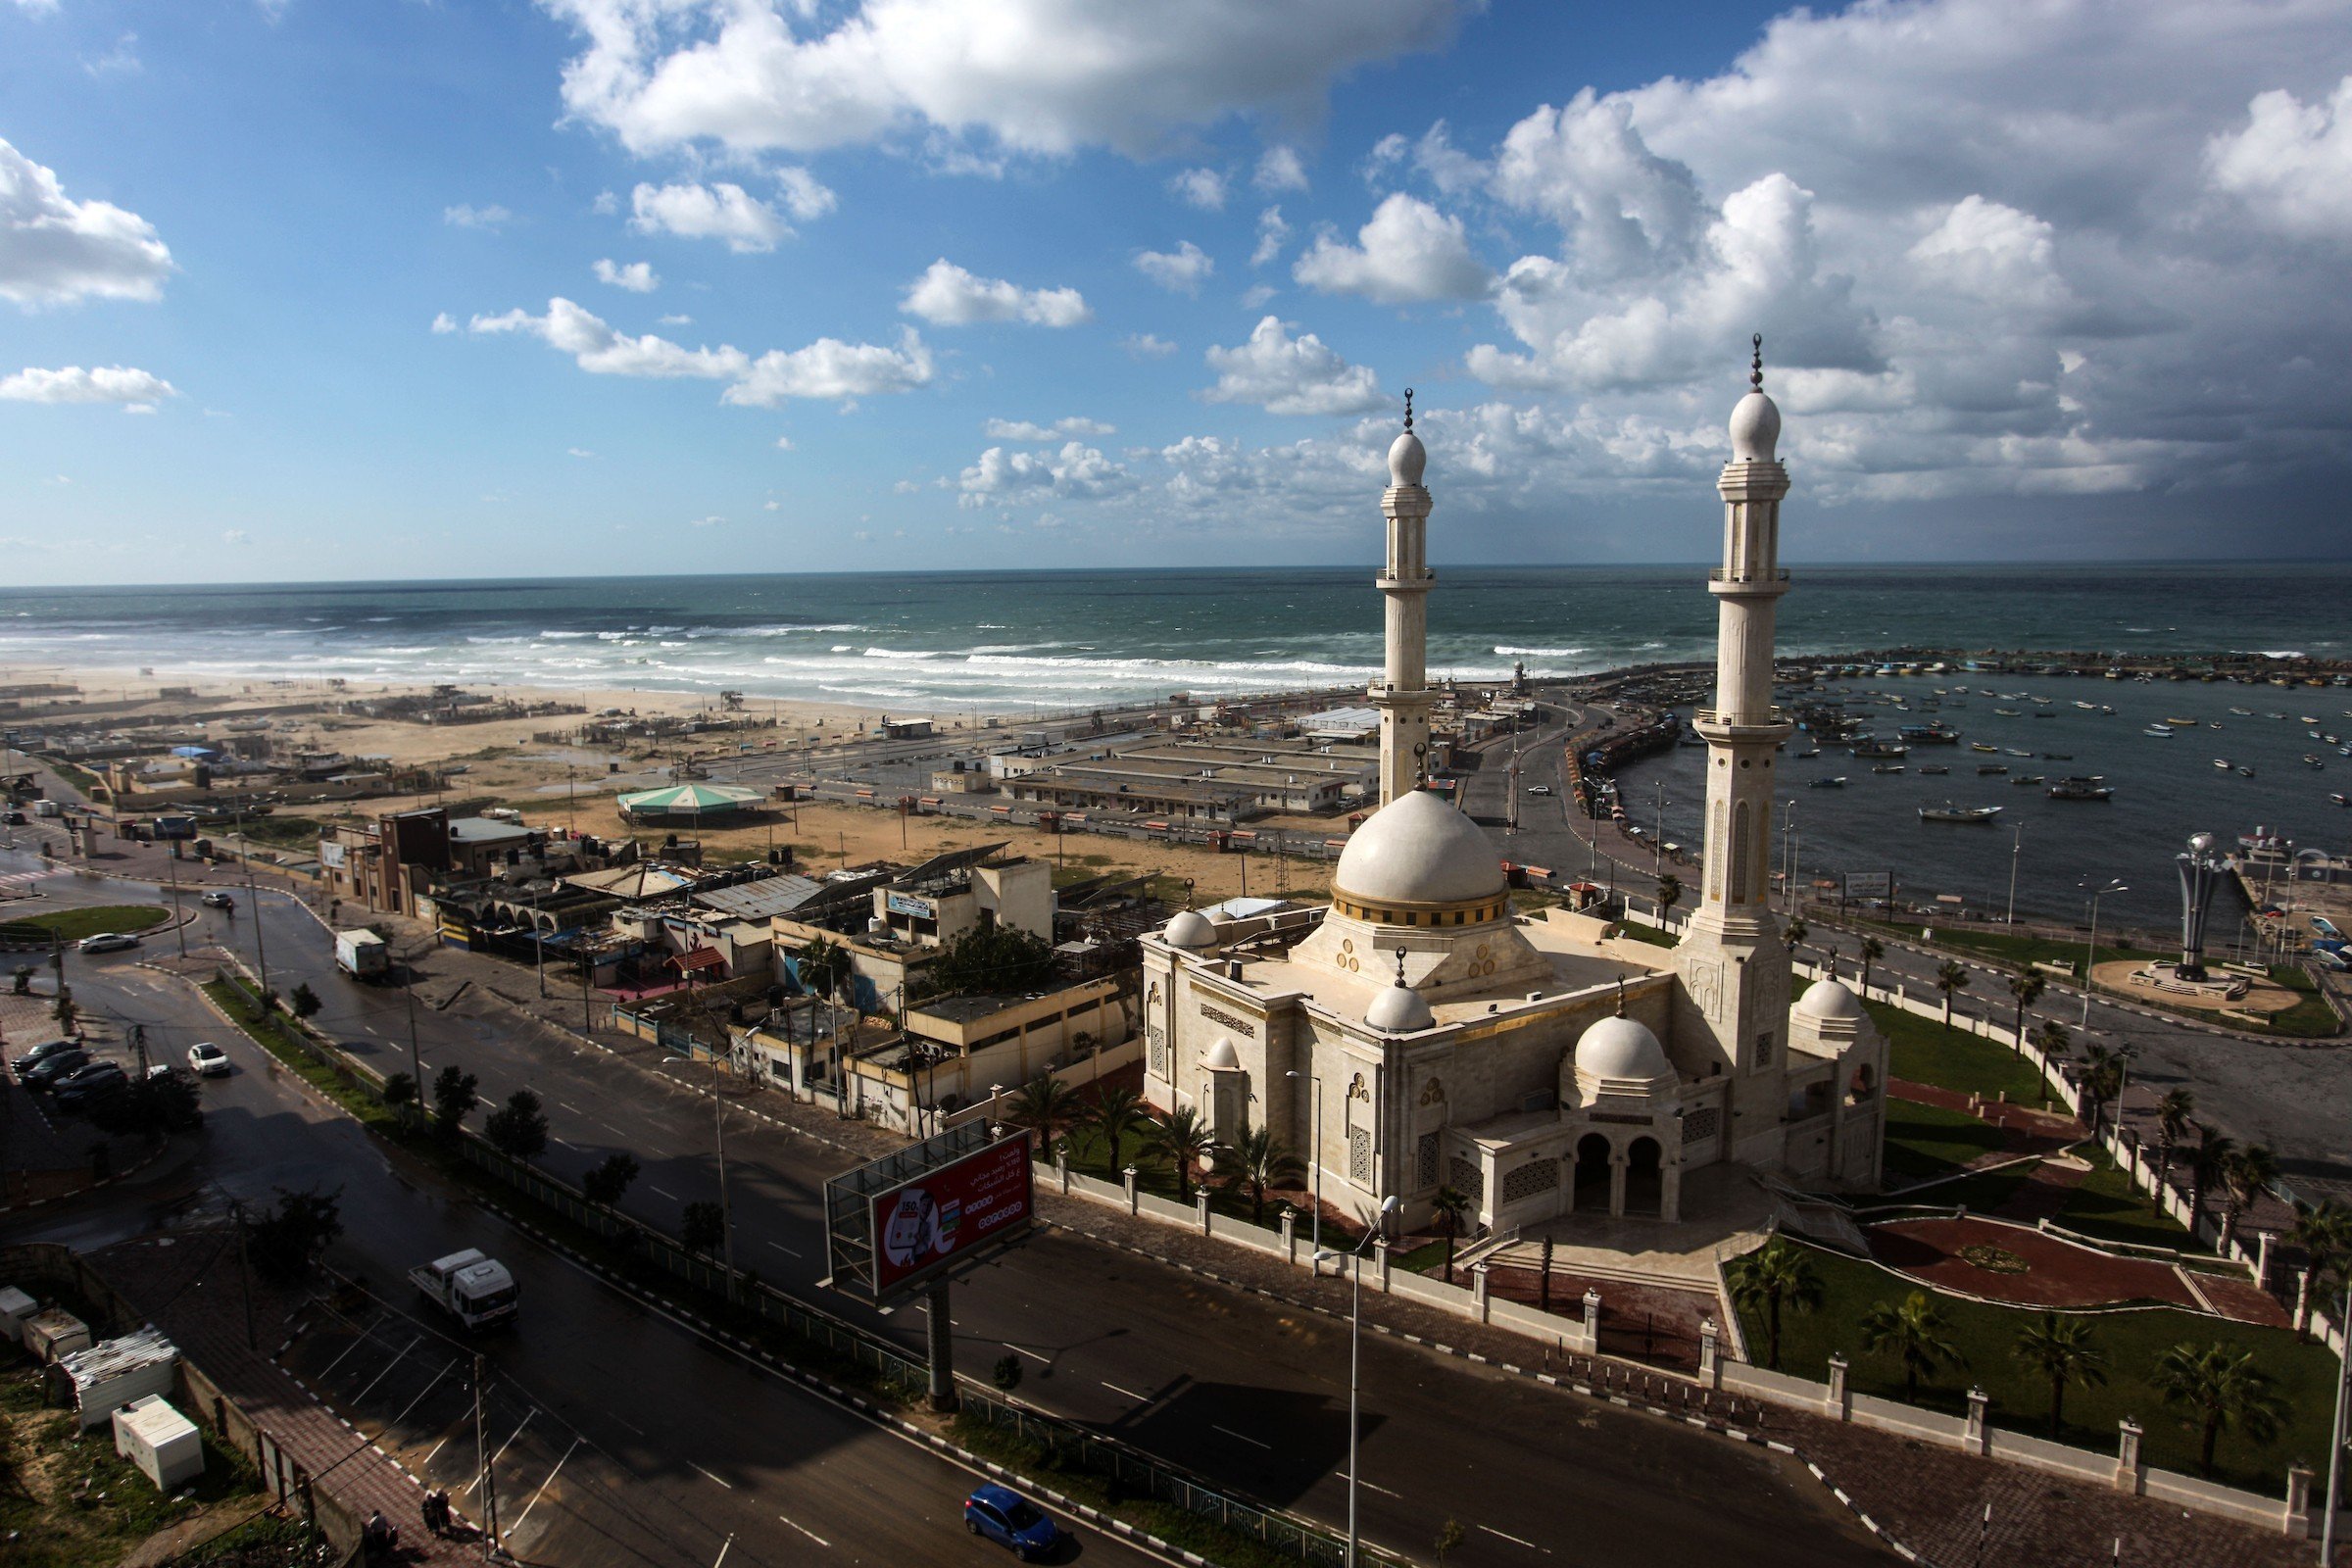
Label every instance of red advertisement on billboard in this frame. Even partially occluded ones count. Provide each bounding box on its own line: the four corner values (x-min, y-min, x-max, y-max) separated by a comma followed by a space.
868, 1133, 1034, 1298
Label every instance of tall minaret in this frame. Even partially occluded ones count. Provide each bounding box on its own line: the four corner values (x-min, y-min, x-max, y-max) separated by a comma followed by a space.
1372, 391, 1436, 806
1672, 338, 1795, 1157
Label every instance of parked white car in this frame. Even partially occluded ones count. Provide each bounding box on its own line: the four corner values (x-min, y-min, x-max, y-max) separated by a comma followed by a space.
187, 1041, 231, 1078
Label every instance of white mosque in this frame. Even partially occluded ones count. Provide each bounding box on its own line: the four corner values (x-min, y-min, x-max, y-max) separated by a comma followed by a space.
1139, 349, 1887, 1234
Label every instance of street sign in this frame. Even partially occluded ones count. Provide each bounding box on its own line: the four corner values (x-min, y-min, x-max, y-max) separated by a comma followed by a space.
822, 1121, 1034, 1309
1843, 870, 1893, 901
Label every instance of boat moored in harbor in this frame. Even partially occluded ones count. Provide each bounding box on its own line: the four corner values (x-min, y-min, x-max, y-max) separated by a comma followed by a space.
1920, 803, 2004, 823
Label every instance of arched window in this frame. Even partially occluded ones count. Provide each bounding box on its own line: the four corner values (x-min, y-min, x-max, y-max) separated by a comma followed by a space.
1731, 801, 1753, 903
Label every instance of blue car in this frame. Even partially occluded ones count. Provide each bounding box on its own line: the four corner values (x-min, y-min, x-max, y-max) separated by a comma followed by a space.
963, 1485, 1057, 1561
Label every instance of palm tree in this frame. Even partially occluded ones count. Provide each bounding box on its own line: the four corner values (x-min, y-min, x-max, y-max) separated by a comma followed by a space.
1430, 1185, 1472, 1283
1084, 1085, 1150, 1176
2151, 1341, 2288, 1479
1785, 915, 1809, 955
1858, 935, 1885, 998
2289, 1200, 2352, 1336
1656, 873, 1684, 921
2077, 1042, 2123, 1140
1141, 1105, 1222, 1202
2032, 1017, 2070, 1065
2005, 971, 2045, 1054
2011, 1312, 2107, 1440
1860, 1290, 1966, 1404
1223, 1124, 1306, 1224
1934, 958, 1970, 1032
2187, 1125, 2235, 1236
1726, 1237, 1823, 1371
2151, 1089, 2196, 1198
2218, 1143, 2278, 1255
1004, 1074, 1085, 1163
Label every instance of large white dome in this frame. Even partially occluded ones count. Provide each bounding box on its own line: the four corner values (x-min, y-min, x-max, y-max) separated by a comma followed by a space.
1334, 790, 1505, 907
1795, 977, 1863, 1020
1163, 908, 1218, 950
1575, 1014, 1673, 1083
1365, 981, 1434, 1034
1729, 388, 1781, 463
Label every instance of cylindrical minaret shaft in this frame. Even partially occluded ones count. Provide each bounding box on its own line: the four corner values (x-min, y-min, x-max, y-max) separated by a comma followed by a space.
1372, 394, 1436, 806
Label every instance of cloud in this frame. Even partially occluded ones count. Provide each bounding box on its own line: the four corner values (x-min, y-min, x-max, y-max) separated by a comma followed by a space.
443, 203, 513, 229
0, 364, 178, 411
1241, 283, 1275, 308
1169, 168, 1227, 211
2205, 76, 2352, 240
1255, 144, 1309, 193
1202, 316, 1383, 416
900, 259, 1091, 326
594, 258, 661, 292
1135, 240, 1213, 294
471, 297, 749, 379
724, 326, 934, 405
958, 440, 1134, 508
12, 0, 62, 15
221, 529, 251, 545
659, 313, 692, 325
0, 138, 173, 307
773, 167, 838, 221
1251, 206, 1290, 267
984, 416, 1115, 441
430, 312, 458, 334
1293, 192, 1492, 304
539, 0, 1467, 161
629, 180, 789, 252
774, 435, 795, 450
1120, 332, 1177, 358
82, 33, 142, 77
568, 447, 597, 458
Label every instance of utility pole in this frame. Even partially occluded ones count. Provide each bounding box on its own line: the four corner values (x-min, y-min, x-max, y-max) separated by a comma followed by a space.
472, 1353, 499, 1561
2006, 822, 2023, 928
232, 1199, 257, 1351
165, 848, 187, 959
403, 949, 425, 1125
2323, 1277, 2349, 1565
233, 791, 269, 999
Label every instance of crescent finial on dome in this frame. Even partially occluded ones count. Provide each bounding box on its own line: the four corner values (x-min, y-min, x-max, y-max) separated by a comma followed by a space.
1750, 333, 1763, 392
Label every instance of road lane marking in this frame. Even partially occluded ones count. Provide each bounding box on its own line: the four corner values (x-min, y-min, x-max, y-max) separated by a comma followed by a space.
1339, 1472, 1400, 1497
691, 1462, 733, 1490
1101, 1381, 1149, 1401
651, 1186, 679, 1200
1210, 1424, 1270, 1450
777, 1513, 831, 1547
422, 1436, 451, 1467
349, 1337, 419, 1403
1478, 1524, 1547, 1551
466, 1410, 536, 1495
559, 1102, 584, 1114
508, 1437, 580, 1535
1000, 1343, 1050, 1364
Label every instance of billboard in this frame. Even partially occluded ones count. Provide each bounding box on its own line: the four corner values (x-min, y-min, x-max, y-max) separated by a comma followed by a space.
884, 891, 935, 920
1843, 871, 1893, 901
823, 1123, 1034, 1306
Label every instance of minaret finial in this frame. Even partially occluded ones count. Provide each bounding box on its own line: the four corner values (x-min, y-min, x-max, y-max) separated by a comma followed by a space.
1614, 976, 1627, 1017
1395, 948, 1409, 987
1749, 334, 1764, 392
1402, 387, 1414, 431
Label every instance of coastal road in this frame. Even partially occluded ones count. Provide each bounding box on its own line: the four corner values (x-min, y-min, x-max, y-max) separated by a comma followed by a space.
6, 854, 1892, 1568
16, 952, 1171, 1568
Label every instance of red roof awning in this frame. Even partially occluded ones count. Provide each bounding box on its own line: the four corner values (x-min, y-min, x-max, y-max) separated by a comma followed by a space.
666, 947, 726, 975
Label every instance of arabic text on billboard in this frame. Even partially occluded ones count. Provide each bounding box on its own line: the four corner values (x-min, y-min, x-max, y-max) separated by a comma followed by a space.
869, 1137, 1033, 1298
885, 891, 935, 920
1844, 871, 1893, 900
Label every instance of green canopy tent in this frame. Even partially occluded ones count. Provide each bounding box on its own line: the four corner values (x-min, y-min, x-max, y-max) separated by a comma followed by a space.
614, 782, 765, 823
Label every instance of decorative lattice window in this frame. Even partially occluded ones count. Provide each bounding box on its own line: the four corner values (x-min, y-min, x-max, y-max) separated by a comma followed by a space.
1682, 1106, 1720, 1145
1416, 1131, 1440, 1190
1447, 1156, 1485, 1200
1349, 1128, 1373, 1185
1732, 801, 1753, 903
1500, 1159, 1560, 1204
1148, 1032, 1169, 1080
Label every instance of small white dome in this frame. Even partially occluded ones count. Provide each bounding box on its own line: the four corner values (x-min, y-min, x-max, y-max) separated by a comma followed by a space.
1163, 909, 1218, 949
1795, 977, 1863, 1020
1201, 1037, 1241, 1071
1729, 389, 1781, 463
1388, 427, 1427, 487
1335, 790, 1505, 908
1575, 1014, 1672, 1083
1365, 981, 1434, 1034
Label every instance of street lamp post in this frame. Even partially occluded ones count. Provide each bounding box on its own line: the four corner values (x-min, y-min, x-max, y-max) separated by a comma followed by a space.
1317, 1194, 1401, 1568
2322, 1277, 2350, 1566
1285, 1069, 1321, 1265
1652, 781, 1668, 876
2081, 879, 2127, 1029
1780, 800, 1797, 915
2006, 822, 2022, 928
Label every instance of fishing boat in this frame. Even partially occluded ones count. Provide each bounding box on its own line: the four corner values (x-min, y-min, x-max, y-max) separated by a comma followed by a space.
2006, 748, 2034, 758
2033, 710, 2058, 719
1808, 776, 1848, 789
2214, 758, 2232, 769
2011, 774, 2046, 786
2039, 753, 2074, 760
1850, 737, 1909, 760
2164, 716, 2198, 726
2230, 707, 2253, 715
1919, 803, 2003, 823
2238, 765, 2256, 777
2209, 721, 2223, 730
1994, 708, 2021, 716
2099, 705, 2116, 715
1970, 742, 1999, 753
1978, 763, 2009, 775
1796, 746, 1821, 759
1899, 724, 1960, 744
2142, 725, 2175, 737
2306, 755, 2327, 768
2302, 714, 2323, 724
2332, 793, 2349, 807
1919, 764, 1950, 775
1872, 763, 1905, 775
2049, 776, 2113, 801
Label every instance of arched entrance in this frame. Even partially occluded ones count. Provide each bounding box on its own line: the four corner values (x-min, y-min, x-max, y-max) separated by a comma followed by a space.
1623, 1137, 1663, 1217
1573, 1133, 1612, 1212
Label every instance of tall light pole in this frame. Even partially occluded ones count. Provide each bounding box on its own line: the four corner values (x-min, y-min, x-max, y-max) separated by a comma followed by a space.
1779, 799, 1797, 915
1317, 1194, 1400, 1568
2322, 1277, 2350, 1566
2081, 879, 2127, 1029
1652, 780, 1668, 876
2005, 822, 2022, 928
1285, 1069, 1322, 1265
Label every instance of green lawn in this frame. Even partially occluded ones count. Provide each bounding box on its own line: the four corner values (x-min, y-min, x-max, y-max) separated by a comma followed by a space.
1870, 1001, 2050, 1104
1735, 1241, 2336, 1495
2050, 1148, 2208, 1253
0, 905, 171, 944
2261, 966, 2342, 1039
1884, 1099, 2009, 1183
1056, 1122, 1305, 1237
1615, 919, 1677, 949
1861, 920, 2158, 976
1863, 1157, 2042, 1215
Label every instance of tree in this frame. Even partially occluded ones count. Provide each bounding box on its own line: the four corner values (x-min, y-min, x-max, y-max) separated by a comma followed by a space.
1860, 1290, 1965, 1404
992, 1353, 1023, 1394
1431, 1186, 1472, 1284
925, 921, 1058, 998
12, 965, 31, 996
289, 982, 321, 1020
2005, 972, 2045, 1053
1726, 1238, 1823, 1372
1435, 1518, 1467, 1568
2289, 1200, 2352, 1336
1933, 959, 1969, 1032
681, 1200, 726, 1256
2032, 1018, 2071, 1067
1784, 915, 1808, 953
2078, 1042, 2123, 1140
2011, 1312, 2107, 1440
247, 1185, 345, 1283
1004, 1074, 1085, 1163
431, 1064, 479, 1143
381, 1070, 418, 1128
1858, 936, 1884, 998
2152, 1341, 2287, 1478
52, 985, 74, 1033
582, 1152, 642, 1208
1141, 1105, 1222, 1202
93, 1072, 201, 1139
1223, 1124, 1305, 1225
484, 1089, 550, 1163
2152, 1089, 2196, 1198
1084, 1086, 1150, 1176
1655, 874, 1683, 920
796, 936, 852, 1002
2187, 1125, 2235, 1235
2218, 1144, 2278, 1254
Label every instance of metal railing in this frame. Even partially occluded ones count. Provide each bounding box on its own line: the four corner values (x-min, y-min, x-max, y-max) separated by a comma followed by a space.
1706, 567, 1790, 584
1690, 706, 1788, 729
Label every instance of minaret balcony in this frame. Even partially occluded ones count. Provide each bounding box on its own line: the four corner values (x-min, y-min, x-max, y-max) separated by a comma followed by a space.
1693, 706, 1792, 739
1707, 567, 1788, 583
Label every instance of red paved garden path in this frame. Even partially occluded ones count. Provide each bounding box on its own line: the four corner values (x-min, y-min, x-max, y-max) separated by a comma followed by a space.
1866, 1216, 2292, 1327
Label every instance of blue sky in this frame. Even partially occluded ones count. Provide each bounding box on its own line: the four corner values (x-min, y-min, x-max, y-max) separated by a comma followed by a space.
4, 0, 2350, 584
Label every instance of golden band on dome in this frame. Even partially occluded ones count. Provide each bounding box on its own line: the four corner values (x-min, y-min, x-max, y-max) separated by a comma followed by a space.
1330, 889, 1510, 927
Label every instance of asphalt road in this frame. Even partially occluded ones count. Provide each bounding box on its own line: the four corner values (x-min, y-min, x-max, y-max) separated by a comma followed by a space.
5, 853, 1890, 1568
16, 946, 1168, 1568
